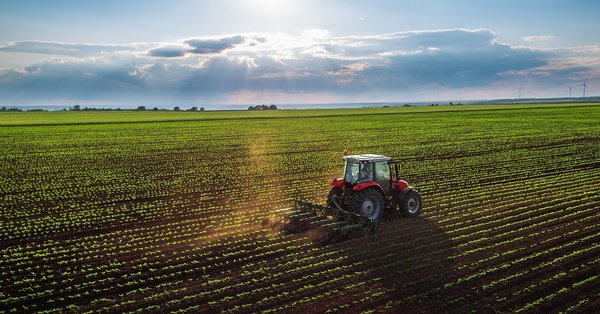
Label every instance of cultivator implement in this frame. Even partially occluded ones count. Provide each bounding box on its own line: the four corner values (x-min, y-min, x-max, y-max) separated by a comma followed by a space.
269, 199, 378, 243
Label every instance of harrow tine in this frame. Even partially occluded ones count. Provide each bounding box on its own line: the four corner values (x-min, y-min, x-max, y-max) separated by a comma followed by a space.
272, 207, 294, 213
299, 216, 328, 223
320, 221, 350, 228
277, 210, 306, 217
287, 212, 316, 219
309, 218, 337, 225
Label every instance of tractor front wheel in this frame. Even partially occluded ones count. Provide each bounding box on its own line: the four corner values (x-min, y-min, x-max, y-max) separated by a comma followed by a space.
326, 186, 342, 209
399, 189, 422, 217
326, 186, 343, 219
351, 188, 384, 222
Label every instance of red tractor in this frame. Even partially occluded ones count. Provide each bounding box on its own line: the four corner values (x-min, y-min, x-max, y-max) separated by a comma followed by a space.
327, 154, 422, 222
273, 154, 423, 242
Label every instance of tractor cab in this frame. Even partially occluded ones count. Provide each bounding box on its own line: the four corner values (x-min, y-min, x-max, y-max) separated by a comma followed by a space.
342, 154, 393, 196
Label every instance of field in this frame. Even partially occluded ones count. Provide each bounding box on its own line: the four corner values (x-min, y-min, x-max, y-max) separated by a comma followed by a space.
1, 104, 599, 313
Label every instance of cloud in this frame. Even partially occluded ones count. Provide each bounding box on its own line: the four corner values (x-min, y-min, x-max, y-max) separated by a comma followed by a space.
148, 46, 187, 58
148, 35, 265, 58
0, 58, 145, 103
185, 35, 246, 54
357, 37, 550, 89
1, 29, 599, 104
522, 35, 555, 42
501, 45, 600, 81
0, 41, 135, 57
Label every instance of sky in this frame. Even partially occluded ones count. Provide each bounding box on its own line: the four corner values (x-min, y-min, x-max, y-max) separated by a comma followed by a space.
0, 0, 599, 106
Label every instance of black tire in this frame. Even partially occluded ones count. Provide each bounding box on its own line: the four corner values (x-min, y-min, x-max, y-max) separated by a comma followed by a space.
327, 186, 342, 220
399, 189, 422, 217
350, 188, 384, 222
326, 186, 342, 209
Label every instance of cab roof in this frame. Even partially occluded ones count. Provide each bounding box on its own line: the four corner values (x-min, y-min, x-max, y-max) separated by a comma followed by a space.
343, 154, 391, 163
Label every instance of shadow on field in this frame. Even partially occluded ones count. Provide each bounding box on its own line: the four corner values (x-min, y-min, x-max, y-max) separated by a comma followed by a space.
315, 213, 457, 312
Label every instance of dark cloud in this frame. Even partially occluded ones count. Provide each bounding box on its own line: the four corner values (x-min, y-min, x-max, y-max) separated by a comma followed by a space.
148, 35, 252, 58
148, 46, 187, 58
185, 35, 246, 54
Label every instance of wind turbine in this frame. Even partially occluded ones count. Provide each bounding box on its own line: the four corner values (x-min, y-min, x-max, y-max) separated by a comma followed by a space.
581, 80, 587, 97
518, 87, 524, 100
568, 86, 574, 98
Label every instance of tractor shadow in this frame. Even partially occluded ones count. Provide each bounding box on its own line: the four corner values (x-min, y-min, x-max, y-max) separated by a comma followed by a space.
330, 213, 458, 311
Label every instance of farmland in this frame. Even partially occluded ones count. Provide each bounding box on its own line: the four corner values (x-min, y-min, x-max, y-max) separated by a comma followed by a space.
1, 103, 599, 313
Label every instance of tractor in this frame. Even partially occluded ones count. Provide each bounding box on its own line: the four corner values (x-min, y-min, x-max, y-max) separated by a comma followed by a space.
327, 154, 422, 222
271, 154, 423, 242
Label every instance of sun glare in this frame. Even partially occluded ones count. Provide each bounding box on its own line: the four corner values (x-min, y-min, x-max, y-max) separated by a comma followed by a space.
251, 0, 287, 10
241, 0, 299, 20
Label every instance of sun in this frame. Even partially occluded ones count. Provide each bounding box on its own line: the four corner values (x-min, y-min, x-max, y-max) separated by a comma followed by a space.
250, 0, 288, 10
240, 0, 298, 20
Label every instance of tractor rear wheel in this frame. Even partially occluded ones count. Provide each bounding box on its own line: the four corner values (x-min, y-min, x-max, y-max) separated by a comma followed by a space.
399, 189, 422, 217
351, 188, 384, 222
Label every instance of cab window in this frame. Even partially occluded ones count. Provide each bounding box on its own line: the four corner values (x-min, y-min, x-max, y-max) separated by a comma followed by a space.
375, 162, 391, 193
375, 162, 390, 181
358, 162, 374, 182
344, 162, 359, 182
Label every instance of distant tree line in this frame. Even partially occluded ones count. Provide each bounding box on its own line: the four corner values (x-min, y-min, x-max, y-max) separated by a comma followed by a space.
67, 105, 205, 111
1, 107, 23, 112
170, 106, 205, 112
1, 106, 47, 112
248, 104, 278, 110
1, 105, 211, 112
